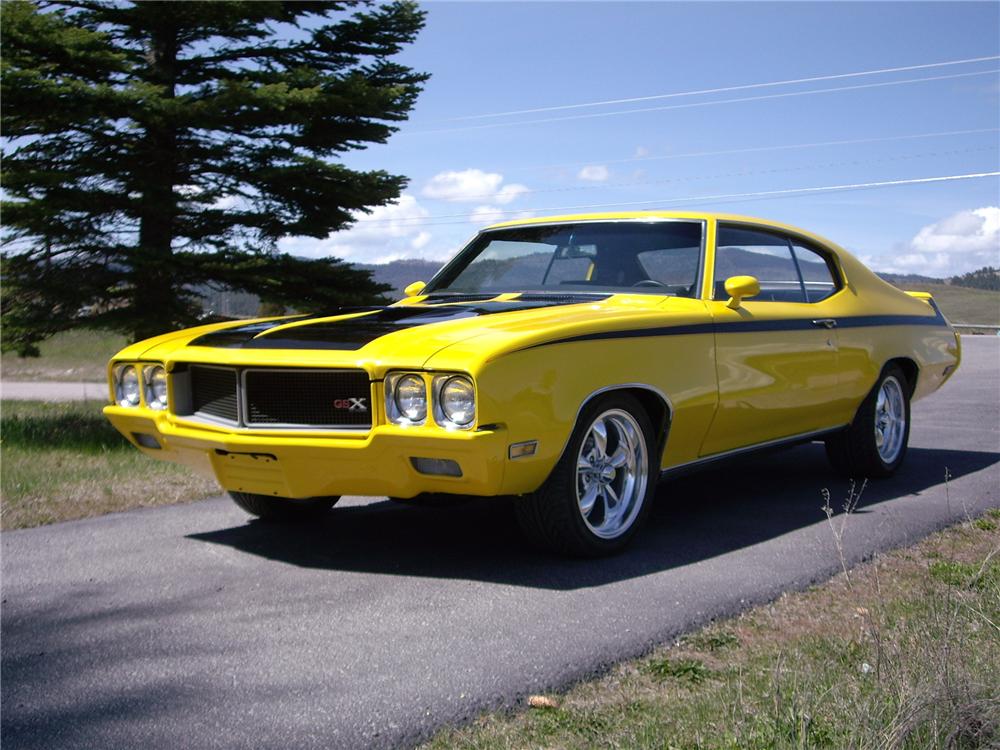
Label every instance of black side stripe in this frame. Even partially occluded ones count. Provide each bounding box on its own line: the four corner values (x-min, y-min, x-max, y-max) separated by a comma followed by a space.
521, 308, 949, 351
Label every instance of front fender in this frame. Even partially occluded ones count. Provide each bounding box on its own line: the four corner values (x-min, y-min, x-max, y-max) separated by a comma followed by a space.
474, 333, 718, 495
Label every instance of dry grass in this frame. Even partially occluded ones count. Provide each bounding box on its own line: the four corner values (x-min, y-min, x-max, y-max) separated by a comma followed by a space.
1, 328, 127, 382
423, 508, 1000, 750
911, 283, 1000, 327
1, 400, 219, 530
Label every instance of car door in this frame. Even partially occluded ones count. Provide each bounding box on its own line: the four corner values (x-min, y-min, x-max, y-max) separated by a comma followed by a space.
700, 224, 843, 456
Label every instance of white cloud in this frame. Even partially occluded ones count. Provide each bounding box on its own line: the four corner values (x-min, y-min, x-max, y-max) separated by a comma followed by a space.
470, 205, 505, 226
278, 195, 454, 264
634, 146, 650, 158
411, 231, 432, 250
421, 169, 528, 204
495, 183, 529, 204
577, 165, 609, 182
867, 207, 1000, 276
910, 207, 999, 256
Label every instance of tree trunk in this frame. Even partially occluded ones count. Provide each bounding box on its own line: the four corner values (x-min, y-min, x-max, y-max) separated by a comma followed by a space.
133, 21, 179, 342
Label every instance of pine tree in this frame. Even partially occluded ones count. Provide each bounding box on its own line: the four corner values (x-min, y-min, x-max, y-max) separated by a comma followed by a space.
1, 0, 428, 355
951, 266, 1000, 292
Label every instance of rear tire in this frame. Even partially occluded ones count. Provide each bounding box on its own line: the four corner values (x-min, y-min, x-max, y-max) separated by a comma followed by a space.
514, 393, 658, 557
229, 492, 339, 522
825, 364, 911, 478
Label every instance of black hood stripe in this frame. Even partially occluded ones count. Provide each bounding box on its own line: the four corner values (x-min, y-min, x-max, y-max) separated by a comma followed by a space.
188, 296, 609, 350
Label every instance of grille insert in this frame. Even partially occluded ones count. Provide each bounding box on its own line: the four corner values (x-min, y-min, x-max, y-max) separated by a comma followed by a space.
190, 366, 238, 422
184, 365, 371, 429
244, 369, 371, 428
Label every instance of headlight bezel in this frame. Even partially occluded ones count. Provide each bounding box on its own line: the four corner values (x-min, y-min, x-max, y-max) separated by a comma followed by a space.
433, 374, 476, 430
144, 365, 169, 411
114, 364, 142, 408
385, 372, 428, 426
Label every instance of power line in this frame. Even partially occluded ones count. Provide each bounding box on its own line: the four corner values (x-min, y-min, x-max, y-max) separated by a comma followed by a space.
417, 145, 998, 204
353, 171, 1000, 229
506, 127, 1000, 173
409, 69, 1000, 135
440, 55, 1000, 121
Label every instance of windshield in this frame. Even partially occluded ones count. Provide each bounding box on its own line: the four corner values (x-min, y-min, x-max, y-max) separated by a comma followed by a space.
424, 221, 704, 297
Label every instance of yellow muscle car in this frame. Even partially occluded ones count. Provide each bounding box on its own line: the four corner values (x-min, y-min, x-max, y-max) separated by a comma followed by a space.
104, 212, 960, 556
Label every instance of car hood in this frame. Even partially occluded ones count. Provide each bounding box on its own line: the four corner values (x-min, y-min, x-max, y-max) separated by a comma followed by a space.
124, 293, 708, 372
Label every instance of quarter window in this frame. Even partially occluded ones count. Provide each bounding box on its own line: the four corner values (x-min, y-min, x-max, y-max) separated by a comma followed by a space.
714, 225, 840, 304
790, 242, 840, 302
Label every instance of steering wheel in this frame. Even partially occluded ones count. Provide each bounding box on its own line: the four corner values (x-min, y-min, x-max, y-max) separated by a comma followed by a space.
632, 279, 667, 288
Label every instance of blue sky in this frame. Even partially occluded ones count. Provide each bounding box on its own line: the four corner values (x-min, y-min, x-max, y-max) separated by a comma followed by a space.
281, 1, 1000, 277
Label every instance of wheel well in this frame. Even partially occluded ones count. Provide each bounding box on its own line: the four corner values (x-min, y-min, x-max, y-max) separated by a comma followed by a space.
594, 386, 672, 460
885, 357, 919, 397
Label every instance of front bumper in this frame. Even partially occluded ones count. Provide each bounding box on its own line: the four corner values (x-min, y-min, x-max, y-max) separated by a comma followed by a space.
104, 406, 508, 499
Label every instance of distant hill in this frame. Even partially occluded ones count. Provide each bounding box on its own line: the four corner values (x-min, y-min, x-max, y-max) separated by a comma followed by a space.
356, 259, 445, 297
876, 272, 945, 288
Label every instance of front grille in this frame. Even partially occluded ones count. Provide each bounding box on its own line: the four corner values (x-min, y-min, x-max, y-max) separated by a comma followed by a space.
184, 365, 371, 429
190, 366, 238, 422
244, 369, 371, 428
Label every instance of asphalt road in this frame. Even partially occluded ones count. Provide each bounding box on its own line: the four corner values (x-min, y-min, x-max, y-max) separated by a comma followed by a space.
2, 338, 998, 750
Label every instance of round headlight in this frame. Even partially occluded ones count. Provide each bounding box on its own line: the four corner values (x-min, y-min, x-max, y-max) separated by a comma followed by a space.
145, 365, 168, 410
116, 365, 141, 407
440, 376, 475, 426
394, 374, 427, 422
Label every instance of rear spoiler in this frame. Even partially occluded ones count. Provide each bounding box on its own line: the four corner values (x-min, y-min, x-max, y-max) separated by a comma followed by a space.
903, 291, 933, 301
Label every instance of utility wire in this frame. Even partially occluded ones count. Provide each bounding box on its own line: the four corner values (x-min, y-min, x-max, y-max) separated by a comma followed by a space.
506, 127, 1000, 173
441, 55, 1000, 121
416, 145, 998, 204
409, 69, 1000, 135
354, 171, 1000, 229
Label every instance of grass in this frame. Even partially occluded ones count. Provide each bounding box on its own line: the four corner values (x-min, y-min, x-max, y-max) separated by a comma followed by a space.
1, 400, 219, 530
422, 511, 1000, 750
909, 283, 1000, 328
1, 328, 128, 382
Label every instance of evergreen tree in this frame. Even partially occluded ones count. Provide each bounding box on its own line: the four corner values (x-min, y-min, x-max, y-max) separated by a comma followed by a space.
951, 266, 1000, 292
1, 0, 427, 354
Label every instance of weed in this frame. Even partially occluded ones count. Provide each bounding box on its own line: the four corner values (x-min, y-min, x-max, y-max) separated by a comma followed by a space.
682, 629, 739, 652
644, 657, 711, 684
973, 517, 997, 531
820, 479, 867, 587
929, 558, 1000, 591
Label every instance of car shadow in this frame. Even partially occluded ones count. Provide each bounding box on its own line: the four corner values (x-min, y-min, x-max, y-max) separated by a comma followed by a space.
187, 444, 998, 590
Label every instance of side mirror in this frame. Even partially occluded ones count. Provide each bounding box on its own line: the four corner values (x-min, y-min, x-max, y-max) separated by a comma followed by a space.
403, 280, 426, 297
724, 275, 760, 309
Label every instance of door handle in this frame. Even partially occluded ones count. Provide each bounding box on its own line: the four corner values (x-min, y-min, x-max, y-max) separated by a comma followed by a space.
811, 319, 837, 329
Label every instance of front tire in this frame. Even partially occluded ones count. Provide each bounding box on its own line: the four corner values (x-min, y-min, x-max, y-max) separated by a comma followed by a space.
825, 364, 911, 478
515, 393, 658, 557
229, 492, 339, 522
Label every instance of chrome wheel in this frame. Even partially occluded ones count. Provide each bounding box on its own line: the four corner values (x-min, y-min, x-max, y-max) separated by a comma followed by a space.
874, 375, 906, 464
575, 409, 649, 539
